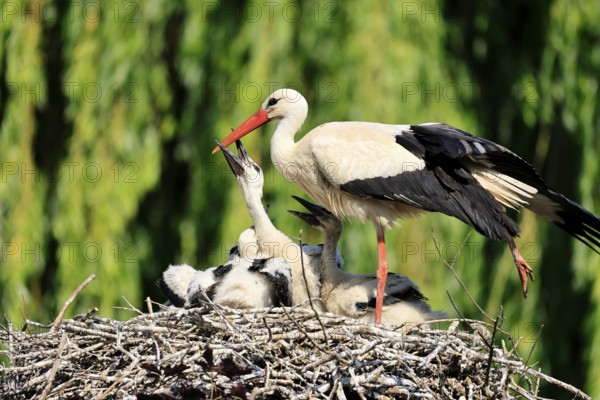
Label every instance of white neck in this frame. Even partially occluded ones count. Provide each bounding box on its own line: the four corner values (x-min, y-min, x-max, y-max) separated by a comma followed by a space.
238, 180, 292, 253
270, 113, 305, 168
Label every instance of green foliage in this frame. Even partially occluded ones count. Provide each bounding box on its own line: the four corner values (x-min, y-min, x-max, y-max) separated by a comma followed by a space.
0, 0, 598, 396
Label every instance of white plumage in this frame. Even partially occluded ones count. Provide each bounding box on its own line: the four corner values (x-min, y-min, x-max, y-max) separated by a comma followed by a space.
160, 257, 293, 309
185, 266, 218, 305
208, 257, 292, 308
159, 264, 198, 307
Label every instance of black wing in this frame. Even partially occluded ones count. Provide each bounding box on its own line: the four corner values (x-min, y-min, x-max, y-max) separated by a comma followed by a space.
405, 123, 546, 187
341, 123, 520, 240
406, 124, 600, 251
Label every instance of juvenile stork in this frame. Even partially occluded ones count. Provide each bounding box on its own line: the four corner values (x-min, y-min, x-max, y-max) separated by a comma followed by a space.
160, 232, 258, 308
160, 259, 293, 309
205, 257, 292, 308
290, 197, 445, 325
213, 88, 600, 324
217, 140, 332, 309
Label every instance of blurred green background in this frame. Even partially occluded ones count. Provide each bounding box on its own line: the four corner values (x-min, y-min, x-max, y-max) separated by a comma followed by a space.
1, 0, 599, 396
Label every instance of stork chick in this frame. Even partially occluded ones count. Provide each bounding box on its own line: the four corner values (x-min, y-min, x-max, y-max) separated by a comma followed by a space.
290, 196, 445, 325
160, 258, 293, 309
206, 257, 292, 308
218, 140, 326, 309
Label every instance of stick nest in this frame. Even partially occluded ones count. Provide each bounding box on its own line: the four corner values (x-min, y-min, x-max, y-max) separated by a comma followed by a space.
0, 303, 590, 400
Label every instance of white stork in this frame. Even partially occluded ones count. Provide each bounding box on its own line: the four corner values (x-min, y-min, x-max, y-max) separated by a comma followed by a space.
290, 196, 445, 325
213, 88, 600, 324
160, 233, 255, 307
206, 257, 293, 308
217, 140, 336, 309
160, 258, 293, 309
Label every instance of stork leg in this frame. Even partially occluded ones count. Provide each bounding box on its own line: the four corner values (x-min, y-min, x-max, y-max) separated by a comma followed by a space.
375, 225, 388, 324
508, 238, 534, 298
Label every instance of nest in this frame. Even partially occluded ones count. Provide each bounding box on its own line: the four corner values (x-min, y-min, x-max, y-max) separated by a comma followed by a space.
0, 300, 591, 400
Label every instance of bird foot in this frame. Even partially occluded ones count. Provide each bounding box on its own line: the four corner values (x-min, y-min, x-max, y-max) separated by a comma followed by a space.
514, 257, 534, 298
508, 238, 534, 298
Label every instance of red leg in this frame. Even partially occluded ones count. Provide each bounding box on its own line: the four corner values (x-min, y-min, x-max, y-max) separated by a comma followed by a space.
375, 226, 389, 324
508, 238, 534, 298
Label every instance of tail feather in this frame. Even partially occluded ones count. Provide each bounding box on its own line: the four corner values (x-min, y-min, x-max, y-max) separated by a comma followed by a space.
529, 189, 600, 252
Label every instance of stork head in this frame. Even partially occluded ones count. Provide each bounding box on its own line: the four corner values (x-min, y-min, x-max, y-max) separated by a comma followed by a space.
217, 139, 264, 196
212, 88, 308, 153
261, 88, 308, 121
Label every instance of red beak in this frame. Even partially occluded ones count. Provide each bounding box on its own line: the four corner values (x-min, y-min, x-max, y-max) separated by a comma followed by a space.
212, 109, 270, 154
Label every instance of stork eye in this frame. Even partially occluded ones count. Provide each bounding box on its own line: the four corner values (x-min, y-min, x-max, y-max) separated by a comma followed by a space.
267, 98, 280, 107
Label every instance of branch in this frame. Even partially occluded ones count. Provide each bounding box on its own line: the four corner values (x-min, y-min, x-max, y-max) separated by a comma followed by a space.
298, 229, 329, 346
51, 274, 96, 332
432, 230, 494, 322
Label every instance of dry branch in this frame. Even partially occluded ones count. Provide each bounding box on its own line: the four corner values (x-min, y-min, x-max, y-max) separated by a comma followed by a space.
50, 274, 96, 332
0, 304, 591, 399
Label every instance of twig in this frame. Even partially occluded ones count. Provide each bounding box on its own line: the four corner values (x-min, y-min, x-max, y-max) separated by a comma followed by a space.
96, 358, 139, 400
484, 306, 504, 387
73, 307, 98, 322
281, 304, 326, 352
262, 315, 273, 341
146, 297, 154, 314
6, 318, 15, 391
518, 324, 544, 391
7, 319, 14, 369
298, 229, 329, 346
524, 324, 544, 367
39, 332, 67, 400
120, 296, 143, 315
432, 230, 494, 322
200, 291, 251, 341
446, 291, 467, 321
51, 274, 96, 332
153, 337, 161, 365
265, 361, 271, 389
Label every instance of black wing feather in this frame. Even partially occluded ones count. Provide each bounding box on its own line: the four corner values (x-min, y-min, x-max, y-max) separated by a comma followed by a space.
407, 124, 600, 252
341, 150, 520, 240
262, 271, 292, 307
546, 190, 600, 252
248, 258, 293, 306
408, 123, 547, 188
213, 263, 234, 279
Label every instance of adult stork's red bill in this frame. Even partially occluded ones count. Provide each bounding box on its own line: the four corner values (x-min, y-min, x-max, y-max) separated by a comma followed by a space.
213, 88, 600, 324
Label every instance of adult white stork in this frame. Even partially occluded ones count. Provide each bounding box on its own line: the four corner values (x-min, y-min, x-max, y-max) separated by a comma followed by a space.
213, 88, 600, 324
